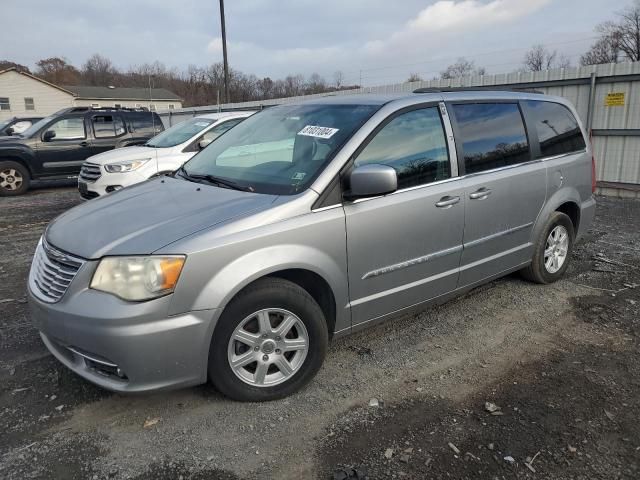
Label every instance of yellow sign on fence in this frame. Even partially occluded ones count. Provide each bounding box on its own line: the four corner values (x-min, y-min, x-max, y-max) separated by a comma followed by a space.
605, 92, 625, 107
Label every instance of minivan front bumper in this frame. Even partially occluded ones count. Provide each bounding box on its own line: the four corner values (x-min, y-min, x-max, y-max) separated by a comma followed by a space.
28, 280, 220, 393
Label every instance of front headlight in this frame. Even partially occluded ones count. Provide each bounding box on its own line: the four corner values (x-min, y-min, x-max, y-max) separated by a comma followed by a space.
104, 158, 151, 173
90, 256, 185, 301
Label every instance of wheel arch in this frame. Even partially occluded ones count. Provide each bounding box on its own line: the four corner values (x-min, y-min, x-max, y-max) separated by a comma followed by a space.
532, 186, 581, 243
0, 155, 34, 176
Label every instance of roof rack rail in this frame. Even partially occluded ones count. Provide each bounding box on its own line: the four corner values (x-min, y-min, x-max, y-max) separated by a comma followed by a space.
69, 106, 151, 113
413, 86, 544, 94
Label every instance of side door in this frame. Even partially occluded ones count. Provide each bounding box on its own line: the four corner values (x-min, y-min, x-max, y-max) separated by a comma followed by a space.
448, 101, 547, 287
343, 104, 465, 326
35, 115, 90, 177
87, 113, 127, 157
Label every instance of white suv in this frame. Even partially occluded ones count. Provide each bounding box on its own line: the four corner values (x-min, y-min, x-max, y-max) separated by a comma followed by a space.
77, 111, 255, 198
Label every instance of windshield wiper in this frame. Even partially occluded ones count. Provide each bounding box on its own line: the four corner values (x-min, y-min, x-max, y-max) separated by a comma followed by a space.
177, 167, 253, 192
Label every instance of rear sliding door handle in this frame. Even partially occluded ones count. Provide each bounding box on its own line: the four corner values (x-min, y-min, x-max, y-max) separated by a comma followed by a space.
469, 188, 492, 200
435, 196, 461, 208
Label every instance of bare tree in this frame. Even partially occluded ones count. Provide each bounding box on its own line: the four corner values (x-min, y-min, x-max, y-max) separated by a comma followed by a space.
440, 58, 485, 79
0, 60, 31, 73
600, 1, 640, 61
35, 57, 80, 85
333, 70, 344, 89
82, 53, 117, 86
581, 34, 621, 65
523, 45, 558, 71
406, 73, 423, 82
581, 1, 640, 64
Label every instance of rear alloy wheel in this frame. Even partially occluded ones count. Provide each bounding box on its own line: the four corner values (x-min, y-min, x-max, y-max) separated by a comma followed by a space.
0, 161, 30, 196
521, 211, 574, 284
209, 277, 328, 401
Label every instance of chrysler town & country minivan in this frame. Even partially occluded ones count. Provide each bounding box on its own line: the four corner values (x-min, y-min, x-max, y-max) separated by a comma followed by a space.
28, 91, 595, 401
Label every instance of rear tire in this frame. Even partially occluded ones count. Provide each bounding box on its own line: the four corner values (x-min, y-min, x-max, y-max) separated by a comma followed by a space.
0, 161, 30, 196
208, 277, 328, 401
521, 211, 574, 284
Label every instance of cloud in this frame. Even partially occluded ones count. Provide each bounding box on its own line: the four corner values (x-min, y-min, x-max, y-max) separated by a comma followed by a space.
207, 0, 553, 79
408, 0, 552, 33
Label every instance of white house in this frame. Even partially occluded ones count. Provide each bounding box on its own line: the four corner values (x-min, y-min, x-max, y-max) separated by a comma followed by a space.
0, 68, 182, 121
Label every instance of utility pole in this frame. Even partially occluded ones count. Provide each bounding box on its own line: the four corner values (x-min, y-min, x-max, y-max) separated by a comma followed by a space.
219, 0, 230, 104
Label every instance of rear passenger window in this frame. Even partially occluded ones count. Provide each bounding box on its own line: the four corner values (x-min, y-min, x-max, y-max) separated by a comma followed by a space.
354, 107, 450, 189
524, 101, 586, 157
452, 103, 530, 174
92, 115, 125, 138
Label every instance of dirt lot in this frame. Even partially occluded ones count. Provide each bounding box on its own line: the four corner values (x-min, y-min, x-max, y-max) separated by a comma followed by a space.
0, 186, 639, 480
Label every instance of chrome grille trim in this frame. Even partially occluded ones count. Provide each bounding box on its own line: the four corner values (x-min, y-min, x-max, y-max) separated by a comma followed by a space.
30, 238, 84, 303
79, 162, 102, 182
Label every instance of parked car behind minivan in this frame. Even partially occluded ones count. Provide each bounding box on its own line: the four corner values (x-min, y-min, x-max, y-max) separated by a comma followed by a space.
0, 107, 163, 196
77, 111, 255, 199
28, 91, 595, 401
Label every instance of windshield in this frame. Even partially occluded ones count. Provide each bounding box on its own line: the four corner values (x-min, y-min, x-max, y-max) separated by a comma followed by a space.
20, 116, 55, 138
0, 119, 12, 130
146, 117, 215, 148
182, 103, 378, 195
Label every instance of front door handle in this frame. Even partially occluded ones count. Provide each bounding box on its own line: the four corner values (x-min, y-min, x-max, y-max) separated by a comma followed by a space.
469, 188, 492, 200
435, 195, 461, 208
79, 141, 89, 147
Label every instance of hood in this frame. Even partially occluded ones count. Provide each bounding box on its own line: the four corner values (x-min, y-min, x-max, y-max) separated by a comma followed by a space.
0, 135, 27, 145
86, 145, 159, 165
46, 176, 279, 259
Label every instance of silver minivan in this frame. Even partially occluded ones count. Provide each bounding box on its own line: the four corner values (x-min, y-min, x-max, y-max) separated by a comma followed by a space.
28, 91, 596, 401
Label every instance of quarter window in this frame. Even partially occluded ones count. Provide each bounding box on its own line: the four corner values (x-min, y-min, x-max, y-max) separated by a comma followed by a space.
92, 115, 126, 138
24, 97, 35, 110
524, 101, 586, 157
452, 103, 530, 174
0, 97, 10, 110
354, 107, 451, 189
46, 117, 86, 140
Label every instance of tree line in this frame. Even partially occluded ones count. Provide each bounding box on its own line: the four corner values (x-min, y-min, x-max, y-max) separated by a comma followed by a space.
2, 1, 640, 106
0, 55, 355, 107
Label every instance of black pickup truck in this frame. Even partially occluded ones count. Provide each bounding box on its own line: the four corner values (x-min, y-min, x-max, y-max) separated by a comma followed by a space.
0, 107, 163, 195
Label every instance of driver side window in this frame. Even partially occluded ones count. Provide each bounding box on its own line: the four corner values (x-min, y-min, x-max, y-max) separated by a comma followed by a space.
45, 117, 86, 140
354, 107, 450, 190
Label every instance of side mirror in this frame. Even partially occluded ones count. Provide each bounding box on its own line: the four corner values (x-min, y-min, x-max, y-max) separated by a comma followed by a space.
5, 127, 14, 136
43, 130, 56, 142
198, 139, 212, 150
346, 164, 397, 199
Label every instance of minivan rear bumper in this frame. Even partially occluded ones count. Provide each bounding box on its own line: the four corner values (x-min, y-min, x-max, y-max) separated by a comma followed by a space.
28, 287, 221, 393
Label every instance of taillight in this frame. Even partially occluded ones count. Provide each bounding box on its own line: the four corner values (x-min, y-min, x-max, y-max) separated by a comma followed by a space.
589, 132, 596, 194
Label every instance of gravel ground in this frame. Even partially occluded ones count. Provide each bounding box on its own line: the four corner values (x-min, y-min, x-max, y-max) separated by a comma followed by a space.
0, 186, 638, 479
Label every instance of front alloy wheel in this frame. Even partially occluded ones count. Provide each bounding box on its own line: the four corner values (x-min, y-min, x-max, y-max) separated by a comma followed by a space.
209, 277, 328, 401
228, 308, 309, 387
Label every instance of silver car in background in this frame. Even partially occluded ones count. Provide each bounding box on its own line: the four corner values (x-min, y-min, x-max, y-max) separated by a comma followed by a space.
28, 91, 596, 401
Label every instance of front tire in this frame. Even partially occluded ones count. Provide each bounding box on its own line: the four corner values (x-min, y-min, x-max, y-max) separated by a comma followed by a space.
208, 277, 328, 401
0, 161, 30, 196
521, 211, 574, 284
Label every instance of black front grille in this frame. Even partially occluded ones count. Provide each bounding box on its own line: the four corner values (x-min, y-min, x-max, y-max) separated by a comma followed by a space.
79, 162, 101, 182
80, 190, 99, 200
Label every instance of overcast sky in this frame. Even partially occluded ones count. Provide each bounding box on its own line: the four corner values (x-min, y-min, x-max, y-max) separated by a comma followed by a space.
2, 0, 630, 85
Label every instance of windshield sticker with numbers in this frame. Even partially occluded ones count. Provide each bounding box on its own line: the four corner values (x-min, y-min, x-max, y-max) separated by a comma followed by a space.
297, 125, 339, 139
